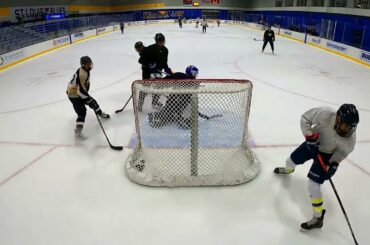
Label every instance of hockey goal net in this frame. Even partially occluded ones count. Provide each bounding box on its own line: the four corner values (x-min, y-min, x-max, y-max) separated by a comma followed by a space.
125, 79, 260, 187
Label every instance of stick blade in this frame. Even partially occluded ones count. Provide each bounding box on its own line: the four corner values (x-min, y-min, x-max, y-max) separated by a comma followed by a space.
111, 145, 123, 151
208, 114, 223, 119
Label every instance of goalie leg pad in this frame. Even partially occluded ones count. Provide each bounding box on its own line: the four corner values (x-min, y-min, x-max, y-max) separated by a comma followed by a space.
148, 111, 167, 128
177, 117, 192, 130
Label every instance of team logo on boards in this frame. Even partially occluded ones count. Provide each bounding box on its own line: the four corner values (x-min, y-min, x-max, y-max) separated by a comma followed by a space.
97, 27, 106, 34
360, 51, 370, 63
0, 50, 24, 67
52, 36, 69, 46
326, 42, 347, 53
74, 32, 83, 38
311, 38, 321, 45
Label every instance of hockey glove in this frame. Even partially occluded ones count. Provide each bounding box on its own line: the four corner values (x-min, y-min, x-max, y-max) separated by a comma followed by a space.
148, 63, 157, 73
325, 162, 339, 180
305, 133, 319, 156
150, 73, 162, 79
85, 97, 100, 111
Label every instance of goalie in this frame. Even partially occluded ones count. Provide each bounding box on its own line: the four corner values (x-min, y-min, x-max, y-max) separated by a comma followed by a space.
148, 65, 199, 129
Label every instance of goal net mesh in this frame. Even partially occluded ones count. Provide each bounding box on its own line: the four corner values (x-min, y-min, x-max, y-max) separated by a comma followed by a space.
125, 79, 260, 187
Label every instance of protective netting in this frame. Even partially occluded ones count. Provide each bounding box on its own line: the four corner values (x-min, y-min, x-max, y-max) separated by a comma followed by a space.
125, 79, 260, 187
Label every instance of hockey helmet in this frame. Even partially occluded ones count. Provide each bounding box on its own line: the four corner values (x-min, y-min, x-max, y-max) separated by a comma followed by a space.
185, 65, 199, 78
80, 56, 93, 70
336, 104, 359, 137
134, 41, 144, 50
154, 33, 165, 43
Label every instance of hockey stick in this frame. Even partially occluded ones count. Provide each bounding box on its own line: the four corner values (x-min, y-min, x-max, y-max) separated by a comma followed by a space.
317, 155, 359, 245
115, 95, 132, 114
253, 38, 263, 41
95, 112, 123, 151
198, 112, 223, 120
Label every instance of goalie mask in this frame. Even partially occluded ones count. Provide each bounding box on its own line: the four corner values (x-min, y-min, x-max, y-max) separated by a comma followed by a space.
335, 104, 359, 137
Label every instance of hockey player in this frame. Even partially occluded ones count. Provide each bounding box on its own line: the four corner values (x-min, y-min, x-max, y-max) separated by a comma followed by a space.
178, 17, 183, 28
135, 41, 149, 80
274, 104, 359, 230
135, 41, 150, 112
217, 19, 221, 27
119, 21, 124, 34
66, 56, 110, 139
201, 18, 208, 33
137, 33, 173, 111
148, 65, 199, 129
195, 17, 200, 28
262, 25, 275, 54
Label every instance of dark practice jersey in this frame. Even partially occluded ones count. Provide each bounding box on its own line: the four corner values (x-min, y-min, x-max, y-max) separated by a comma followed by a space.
163, 72, 190, 80
137, 49, 150, 78
139, 44, 169, 71
264, 29, 275, 41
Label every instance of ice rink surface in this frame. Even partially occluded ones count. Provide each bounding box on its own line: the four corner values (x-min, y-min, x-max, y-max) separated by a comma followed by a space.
0, 22, 369, 245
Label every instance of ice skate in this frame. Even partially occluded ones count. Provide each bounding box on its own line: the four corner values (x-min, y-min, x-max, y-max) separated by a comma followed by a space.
274, 167, 294, 174
75, 128, 88, 140
301, 210, 326, 231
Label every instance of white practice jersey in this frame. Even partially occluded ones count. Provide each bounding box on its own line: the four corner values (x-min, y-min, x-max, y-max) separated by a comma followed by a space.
300, 107, 356, 163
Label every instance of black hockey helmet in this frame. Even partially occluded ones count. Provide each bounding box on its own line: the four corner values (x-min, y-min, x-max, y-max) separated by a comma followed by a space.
336, 104, 359, 137
134, 41, 144, 50
80, 56, 93, 71
154, 33, 165, 43
80, 56, 92, 65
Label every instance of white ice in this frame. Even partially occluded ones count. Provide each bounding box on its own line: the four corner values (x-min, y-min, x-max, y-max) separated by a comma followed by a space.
0, 22, 369, 245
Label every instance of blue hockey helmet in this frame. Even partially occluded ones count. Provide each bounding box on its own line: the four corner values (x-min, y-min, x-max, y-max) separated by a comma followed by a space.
185, 65, 199, 78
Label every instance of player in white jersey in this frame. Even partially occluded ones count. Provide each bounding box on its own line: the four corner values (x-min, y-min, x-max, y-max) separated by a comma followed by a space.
195, 17, 200, 28
201, 18, 208, 33
274, 104, 359, 230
